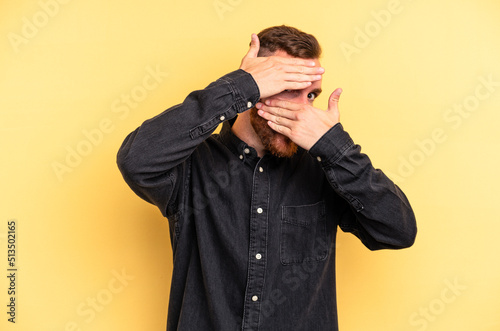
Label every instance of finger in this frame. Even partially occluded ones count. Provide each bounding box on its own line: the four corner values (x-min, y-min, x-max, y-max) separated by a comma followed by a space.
264, 99, 303, 113
256, 103, 289, 119
283, 64, 325, 75
277, 57, 317, 67
327, 88, 343, 112
257, 108, 294, 128
267, 120, 292, 136
284, 73, 323, 83
246, 33, 260, 59
281, 81, 314, 91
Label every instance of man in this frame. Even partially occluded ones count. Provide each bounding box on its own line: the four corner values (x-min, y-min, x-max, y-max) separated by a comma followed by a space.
117, 25, 417, 331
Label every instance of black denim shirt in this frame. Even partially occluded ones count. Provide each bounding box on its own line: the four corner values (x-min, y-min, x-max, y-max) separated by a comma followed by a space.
117, 69, 417, 331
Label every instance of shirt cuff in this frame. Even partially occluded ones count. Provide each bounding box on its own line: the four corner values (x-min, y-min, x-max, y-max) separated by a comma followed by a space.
218, 69, 261, 113
308, 123, 354, 166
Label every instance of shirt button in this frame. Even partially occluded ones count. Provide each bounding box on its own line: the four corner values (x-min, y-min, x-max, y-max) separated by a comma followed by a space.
247, 101, 253, 108
257, 208, 263, 214
219, 115, 225, 121
239, 155, 244, 160
244, 148, 250, 154
252, 296, 258, 302
255, 253, 262, 260
317, 156, 322, 162
259, 167, 264, 173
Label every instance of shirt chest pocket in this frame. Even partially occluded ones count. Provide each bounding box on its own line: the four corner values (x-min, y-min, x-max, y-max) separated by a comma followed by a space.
280, 201, 329, 265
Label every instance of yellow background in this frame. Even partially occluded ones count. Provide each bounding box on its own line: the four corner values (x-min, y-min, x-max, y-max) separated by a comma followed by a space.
1, 0, 500, 330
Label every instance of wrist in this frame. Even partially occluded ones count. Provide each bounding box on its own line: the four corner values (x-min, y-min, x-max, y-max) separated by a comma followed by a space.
308, 123, 354, 165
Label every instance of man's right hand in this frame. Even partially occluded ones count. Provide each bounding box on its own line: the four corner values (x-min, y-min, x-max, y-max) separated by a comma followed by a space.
239, 34, 324, 99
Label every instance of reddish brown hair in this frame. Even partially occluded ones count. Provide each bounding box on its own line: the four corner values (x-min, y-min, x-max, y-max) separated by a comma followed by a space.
256, 25, 322, 59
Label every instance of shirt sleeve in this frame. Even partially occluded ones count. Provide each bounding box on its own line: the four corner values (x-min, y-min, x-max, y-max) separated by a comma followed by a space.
116, 69, 260, 217
308, 123, 417, 250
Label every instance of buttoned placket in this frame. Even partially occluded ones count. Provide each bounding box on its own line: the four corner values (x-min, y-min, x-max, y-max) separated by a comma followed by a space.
241, 157, 269, 330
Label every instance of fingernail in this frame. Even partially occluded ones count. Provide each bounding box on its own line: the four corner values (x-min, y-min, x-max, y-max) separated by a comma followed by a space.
256, 102, 262, 108
265, 100, 271, 105
318, 67, 325, 73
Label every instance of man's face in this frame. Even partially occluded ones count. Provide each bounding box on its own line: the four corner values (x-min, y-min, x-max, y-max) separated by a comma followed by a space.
250, 50, 323, 158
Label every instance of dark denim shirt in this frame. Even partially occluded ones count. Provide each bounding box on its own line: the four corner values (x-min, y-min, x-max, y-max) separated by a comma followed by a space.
117, 69, 417, 331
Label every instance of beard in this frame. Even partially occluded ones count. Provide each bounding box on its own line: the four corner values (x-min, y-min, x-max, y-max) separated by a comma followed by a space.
249, 107, 298, 158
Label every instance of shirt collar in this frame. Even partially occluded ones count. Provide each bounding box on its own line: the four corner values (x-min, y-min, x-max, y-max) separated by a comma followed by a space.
217, 121, 260, 167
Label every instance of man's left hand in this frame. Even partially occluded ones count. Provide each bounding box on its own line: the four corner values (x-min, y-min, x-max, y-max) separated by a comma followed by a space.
256, 88, 343, 151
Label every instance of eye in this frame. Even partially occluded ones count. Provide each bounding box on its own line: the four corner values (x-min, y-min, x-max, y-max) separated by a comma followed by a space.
307, 92, 317, 101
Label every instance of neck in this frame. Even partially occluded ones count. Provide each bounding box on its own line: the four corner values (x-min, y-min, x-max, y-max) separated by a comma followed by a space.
231, 110, 266, 157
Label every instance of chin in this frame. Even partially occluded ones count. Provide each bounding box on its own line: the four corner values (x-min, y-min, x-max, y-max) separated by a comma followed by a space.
268, 134, 298, 158
249, 108, 298, 158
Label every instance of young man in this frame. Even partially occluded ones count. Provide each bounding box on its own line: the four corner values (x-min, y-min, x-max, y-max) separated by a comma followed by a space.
117, 25, 417, 331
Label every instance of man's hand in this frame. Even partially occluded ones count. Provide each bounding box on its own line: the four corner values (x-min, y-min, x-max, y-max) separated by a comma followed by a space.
256, 88, 343, 151
239, 34, 324, 99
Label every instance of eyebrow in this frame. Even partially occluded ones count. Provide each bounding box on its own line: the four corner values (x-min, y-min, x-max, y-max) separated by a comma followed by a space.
311, 88, 322, 96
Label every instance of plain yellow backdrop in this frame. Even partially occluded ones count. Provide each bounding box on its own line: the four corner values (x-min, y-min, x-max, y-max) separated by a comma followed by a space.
1, 0, 500, 330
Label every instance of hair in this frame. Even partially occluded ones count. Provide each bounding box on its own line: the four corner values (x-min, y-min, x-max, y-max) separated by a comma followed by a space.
256, 25, 322, 59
